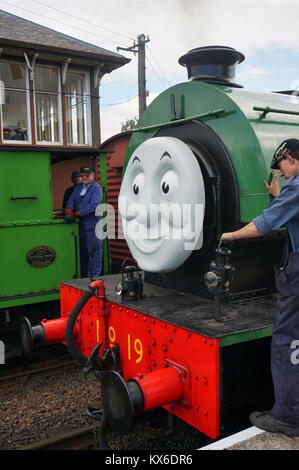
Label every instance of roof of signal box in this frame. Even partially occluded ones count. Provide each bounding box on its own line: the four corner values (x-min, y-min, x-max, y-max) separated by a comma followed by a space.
0, 9, 130, 69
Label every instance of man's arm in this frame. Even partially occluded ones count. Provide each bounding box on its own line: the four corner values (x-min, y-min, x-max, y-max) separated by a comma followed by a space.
221, 176, 299, 242
221, 222, 262, 243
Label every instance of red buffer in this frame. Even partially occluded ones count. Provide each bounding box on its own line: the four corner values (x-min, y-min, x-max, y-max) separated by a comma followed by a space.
22, 278, 220, 439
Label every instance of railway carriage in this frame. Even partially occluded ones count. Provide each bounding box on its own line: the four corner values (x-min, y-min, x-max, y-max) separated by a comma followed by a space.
0, 10, 129, 353
23, 46, 299, 442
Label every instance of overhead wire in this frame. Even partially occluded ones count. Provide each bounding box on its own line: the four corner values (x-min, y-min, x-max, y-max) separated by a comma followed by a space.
0, 2, 173, 108
27, 0, 169, 96
101, 94, 138, 107
146, 45, 171, 88
29, 0, 134, 42
0, 0, 131, 47
0, 0, 172, 93
145, 55, 167, 89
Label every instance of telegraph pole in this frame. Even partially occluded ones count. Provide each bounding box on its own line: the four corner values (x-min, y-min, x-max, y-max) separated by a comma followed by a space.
117, 34, 150, 118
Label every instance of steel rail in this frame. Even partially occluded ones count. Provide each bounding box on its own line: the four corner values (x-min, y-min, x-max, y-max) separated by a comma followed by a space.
20, 425, 99, 450
0, 355, 78, 386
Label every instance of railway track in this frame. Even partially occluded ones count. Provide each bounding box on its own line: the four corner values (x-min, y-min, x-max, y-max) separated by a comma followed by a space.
0, 349, 212, 450
0, 354, 78, 386
20, 425, 99, 450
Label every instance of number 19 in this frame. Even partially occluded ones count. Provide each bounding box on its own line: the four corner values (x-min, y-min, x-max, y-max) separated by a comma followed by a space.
128, 334, 143, 363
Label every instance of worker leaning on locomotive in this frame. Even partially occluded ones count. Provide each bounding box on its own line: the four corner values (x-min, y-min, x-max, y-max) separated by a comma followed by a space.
221, 138, 299, 437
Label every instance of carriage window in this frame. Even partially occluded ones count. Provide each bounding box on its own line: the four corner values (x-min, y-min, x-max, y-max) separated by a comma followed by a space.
0, 60, 30, 142
65, 70, 90, 145
34, 65, 62, 144
0, 61, 92, 147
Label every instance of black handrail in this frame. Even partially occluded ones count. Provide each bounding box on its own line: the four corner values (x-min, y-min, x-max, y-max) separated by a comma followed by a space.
10, 196, 37, 200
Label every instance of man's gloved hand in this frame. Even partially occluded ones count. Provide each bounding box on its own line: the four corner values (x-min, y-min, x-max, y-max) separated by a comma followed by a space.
65, 208, 75, 223
74, 210, 80, 217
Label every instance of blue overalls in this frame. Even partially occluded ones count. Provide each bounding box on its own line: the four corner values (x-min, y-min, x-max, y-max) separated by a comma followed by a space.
254, 174, 299, 424
66, 180, 103, 278
271, 238, 299, 423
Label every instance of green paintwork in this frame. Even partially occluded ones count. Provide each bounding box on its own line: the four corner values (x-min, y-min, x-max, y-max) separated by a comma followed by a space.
219, 326, 273, 347
0, 151, 53, 223
0, 149, 82, 309
123, 81, 299, 223
0, 147, 114, 310
0, 221, 80, 308
99, 152, 111, 275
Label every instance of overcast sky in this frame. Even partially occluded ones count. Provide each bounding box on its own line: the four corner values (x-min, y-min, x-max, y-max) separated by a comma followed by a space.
1, 0, 299, 141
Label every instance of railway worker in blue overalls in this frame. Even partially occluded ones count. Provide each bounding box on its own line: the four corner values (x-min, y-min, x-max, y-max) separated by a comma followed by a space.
221, 138, 299, 437
65, 167, 103, 278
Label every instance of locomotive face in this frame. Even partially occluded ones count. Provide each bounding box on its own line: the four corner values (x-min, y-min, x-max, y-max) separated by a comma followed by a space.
119, 136, 205, 272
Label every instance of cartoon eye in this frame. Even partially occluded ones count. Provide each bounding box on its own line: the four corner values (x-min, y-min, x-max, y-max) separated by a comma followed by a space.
160, 170, 178, 197
162, 182, 169, 193
132, 173, 145, 197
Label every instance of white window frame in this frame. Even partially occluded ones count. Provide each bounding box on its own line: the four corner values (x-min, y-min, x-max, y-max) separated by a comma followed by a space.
34, 64, 63, 146
65, 68, 92, 147
1, 60, 32, 144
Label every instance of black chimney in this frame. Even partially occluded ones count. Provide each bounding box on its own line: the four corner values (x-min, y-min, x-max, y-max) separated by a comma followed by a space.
179, 45, 245, 88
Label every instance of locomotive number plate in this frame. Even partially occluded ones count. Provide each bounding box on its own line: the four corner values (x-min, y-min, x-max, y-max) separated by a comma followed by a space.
97, 323, 144, 364
26, 245, 56, 268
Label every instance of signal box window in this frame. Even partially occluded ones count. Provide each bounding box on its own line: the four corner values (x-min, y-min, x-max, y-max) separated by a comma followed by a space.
34, 65, 62, 144
0, 60, 30, 142
65, 70, 91, 145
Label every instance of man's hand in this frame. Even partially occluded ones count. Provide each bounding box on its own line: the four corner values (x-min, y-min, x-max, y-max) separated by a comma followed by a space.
264, 171, 280, 197
65, 208, 74, 223
220, 232, 236, 243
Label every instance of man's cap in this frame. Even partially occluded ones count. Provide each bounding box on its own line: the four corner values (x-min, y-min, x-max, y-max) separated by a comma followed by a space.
271, 138, 299, 169
80, 167, 95, 174
71, 171, 81, 178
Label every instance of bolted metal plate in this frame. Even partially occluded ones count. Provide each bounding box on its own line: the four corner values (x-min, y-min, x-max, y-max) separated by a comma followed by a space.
101, 371, 134, 435
26, 245, 56, 267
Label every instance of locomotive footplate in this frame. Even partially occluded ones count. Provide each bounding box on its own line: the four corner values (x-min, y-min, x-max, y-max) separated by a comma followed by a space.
57, 275, 276, 439
61, 274, 276, 340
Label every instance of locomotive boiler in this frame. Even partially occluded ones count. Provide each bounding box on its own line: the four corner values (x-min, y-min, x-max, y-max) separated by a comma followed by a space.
22, 46, 299, 444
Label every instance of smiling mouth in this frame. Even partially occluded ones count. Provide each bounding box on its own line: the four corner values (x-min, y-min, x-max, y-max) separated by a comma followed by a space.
133, 237, 164, 254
